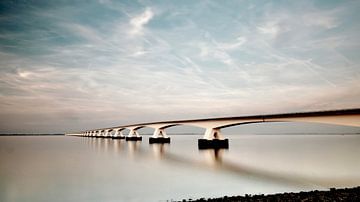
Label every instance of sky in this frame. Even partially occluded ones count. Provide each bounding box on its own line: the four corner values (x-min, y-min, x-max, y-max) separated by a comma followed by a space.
0, 0, 359, 133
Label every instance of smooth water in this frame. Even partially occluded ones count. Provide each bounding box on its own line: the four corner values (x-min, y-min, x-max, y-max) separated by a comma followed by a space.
1, 134, 360, 202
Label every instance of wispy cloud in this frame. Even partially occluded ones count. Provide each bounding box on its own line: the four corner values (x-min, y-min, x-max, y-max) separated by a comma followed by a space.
0, 1, 359, 133
129, 7, 154, 36
257, 21, 280, 39
217, 37, 247, 51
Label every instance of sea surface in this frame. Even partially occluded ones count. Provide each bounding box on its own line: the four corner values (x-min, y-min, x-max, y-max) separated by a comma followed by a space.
0, 134, 359, 202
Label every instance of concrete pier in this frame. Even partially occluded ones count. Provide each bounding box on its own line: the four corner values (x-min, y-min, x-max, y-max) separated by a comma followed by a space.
198, 139, 229, 149
149, 137, 170, 144
126, 136, 142, 141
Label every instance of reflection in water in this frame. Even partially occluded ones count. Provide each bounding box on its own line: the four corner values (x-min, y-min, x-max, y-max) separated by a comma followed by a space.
104, 138, 110, 151
150, 143, 169, 159
85, 137, 125, 155
96, 137, 101, 153
79, 136, 360, 189
198, 148, 310, 186
200, 149, 226, 167
112, 139, 123, 154
82, 137, 357, 187
85, 138, 169, 159
127, 141, 141, 157
78, 136, 360, 191
1, 135, 360, 202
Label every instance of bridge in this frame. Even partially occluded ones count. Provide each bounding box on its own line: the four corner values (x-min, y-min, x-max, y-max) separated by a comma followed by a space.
66, 108, 360, 149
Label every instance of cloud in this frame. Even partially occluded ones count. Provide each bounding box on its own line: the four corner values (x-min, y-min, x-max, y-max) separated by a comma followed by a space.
198, 33, 246, 66
217, 37, 247, 50
257, 21, 280, 38
0, 1, 359, 133
129, 7, 154, 36
302, 10, 340, 29
63, 23, 104, 43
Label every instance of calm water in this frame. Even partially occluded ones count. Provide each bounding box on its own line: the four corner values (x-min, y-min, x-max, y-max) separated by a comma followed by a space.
1, 134, 360, 202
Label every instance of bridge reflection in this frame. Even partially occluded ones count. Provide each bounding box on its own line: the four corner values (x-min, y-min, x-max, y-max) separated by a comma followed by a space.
150, 143, 169, 159
81, 137, 359, 188
127, 141, 141, 157
200, 149, 226, 166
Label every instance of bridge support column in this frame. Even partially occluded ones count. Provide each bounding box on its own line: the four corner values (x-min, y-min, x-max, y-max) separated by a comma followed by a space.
97, 130, 103, 138
126, 129, 142, 141
104, 129, 111, 138
112, 129, 125, 139
149, 128, 170, 144
101, 130, 107, 138
198, 128, 228, 149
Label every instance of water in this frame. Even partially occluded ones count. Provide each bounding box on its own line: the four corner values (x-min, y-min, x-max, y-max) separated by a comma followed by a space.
1, 134, 360, 202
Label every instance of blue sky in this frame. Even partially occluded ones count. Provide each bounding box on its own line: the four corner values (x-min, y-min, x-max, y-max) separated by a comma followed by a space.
0, 0, 359, 133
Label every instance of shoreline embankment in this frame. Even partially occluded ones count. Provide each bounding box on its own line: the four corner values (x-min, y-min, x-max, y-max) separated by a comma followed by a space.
181, 186, 360, 201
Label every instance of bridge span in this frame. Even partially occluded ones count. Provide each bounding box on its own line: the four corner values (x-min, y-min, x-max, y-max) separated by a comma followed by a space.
66, 108, 360, 149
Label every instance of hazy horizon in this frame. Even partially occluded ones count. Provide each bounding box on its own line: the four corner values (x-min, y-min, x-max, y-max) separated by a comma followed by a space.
1, 1, 360, 133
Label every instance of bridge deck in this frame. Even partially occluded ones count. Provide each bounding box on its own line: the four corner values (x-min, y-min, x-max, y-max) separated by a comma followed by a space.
84, 108, 360, 132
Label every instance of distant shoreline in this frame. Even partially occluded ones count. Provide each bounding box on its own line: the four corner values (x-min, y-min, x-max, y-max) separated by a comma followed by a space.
1, 132, 359, 137
2, 133, 358, 136
0, 134, 64, 136
181, 186, 360, 202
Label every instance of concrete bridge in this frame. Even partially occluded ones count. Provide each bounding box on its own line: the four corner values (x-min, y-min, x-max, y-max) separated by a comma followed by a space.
66, 108, 360, 149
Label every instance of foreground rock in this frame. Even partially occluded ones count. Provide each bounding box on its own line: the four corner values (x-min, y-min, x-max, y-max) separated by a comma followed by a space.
181, 186, 360, 202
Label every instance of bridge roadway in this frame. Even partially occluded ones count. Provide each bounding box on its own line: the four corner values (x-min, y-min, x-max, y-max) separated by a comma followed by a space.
66, 108, 360, 148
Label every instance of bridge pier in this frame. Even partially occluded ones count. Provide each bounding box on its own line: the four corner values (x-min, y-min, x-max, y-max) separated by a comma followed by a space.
103, 130, 109, 138
198, 128, 228, 149
126, 129, 142, 141
104, 129, 114, 138
112, 129, 125, 139
149, 128, 170, 144
97, 130, 103, 138
96, 130, 101, 138
102, 130, 108, 138
104, 129, 110, 138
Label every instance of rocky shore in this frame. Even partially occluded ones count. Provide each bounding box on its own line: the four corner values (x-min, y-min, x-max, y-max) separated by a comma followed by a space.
181, 186, 360, 202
